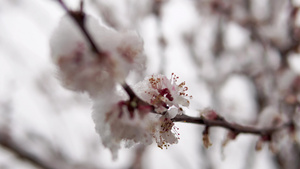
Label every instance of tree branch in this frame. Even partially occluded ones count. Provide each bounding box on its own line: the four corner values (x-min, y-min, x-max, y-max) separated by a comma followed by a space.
0, 129, 100, 169
172, 114, 292, 136
54, 0, 293, 139
0, 130, 54, 169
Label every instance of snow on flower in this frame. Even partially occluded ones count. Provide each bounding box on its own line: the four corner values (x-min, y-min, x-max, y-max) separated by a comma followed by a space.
92, 74, 192, 159
92, 92, 153, 160
50, 15, 145, 97
50, 14, 192, 159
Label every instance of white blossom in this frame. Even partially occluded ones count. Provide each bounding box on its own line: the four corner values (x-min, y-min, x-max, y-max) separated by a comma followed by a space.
135, 73, 191, 113
92, 95, 180, 159
132, 73, 192, 149
151, 113, 180, 149
92, 93, 153, 160
50, 15, 145, 97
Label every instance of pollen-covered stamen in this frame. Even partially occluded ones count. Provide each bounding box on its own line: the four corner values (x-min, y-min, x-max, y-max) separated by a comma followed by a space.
150, 95, 169, 111
171, 73, 179, 84
161, 118, 180, 139
148, 75, 162, 89
160, 118, 174, 133
158, 88, 174, 101
172, 126, 180, 140
171, 73, 192, 100
156, 117, 180, 149
178, 82, 185, 88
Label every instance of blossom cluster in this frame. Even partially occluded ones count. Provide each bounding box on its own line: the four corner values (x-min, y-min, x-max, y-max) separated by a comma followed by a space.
91, 73, 191, 159
50, 15, 191, 159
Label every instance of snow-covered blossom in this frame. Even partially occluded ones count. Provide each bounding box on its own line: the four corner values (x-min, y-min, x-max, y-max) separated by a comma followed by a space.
50, 15, 145, 97
92, 93, 153, 159
50, 14, 193, 159
92, 96, 180, 159
92, 74, 192, 159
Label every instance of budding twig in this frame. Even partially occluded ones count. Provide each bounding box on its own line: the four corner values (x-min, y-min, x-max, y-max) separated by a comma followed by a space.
172, 114, 292, 136
122, 84, 292, 137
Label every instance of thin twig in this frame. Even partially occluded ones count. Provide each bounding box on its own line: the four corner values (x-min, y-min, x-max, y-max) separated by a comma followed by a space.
56, 0, 104, 55
122, 83, 136, 101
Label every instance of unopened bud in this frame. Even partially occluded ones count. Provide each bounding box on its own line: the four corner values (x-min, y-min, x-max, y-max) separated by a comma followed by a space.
202, 126, 212, 148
